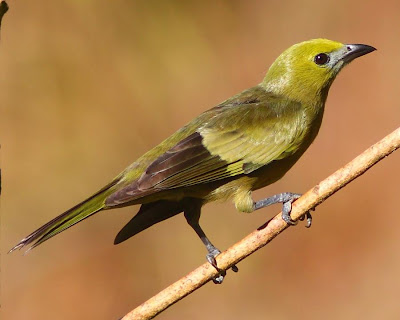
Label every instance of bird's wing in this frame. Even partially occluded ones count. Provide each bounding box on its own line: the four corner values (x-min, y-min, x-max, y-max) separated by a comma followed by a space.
106, 94, 306, 205
144, 100, 305, 188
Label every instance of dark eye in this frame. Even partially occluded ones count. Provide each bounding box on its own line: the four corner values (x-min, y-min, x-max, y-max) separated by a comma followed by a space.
314, 53, 330, 65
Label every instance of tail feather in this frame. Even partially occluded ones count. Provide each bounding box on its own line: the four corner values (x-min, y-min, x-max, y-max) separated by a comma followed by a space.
9, 180, 119, 253
114, 200, 183, 245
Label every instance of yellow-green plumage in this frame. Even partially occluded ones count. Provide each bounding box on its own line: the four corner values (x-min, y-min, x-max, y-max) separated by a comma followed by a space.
10, 39, 375, 257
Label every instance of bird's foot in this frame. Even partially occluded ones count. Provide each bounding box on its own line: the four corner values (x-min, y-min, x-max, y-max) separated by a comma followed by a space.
254, 192, 313, 227
206, 247, 238, 284
281, 193, 301, 226
298, 210, 313, 228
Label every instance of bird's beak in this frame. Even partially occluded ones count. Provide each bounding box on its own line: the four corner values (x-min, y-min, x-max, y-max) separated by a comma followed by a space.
341, 44, 376, 63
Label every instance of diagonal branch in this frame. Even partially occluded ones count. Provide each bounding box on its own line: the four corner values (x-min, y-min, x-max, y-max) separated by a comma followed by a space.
122, 126, 400, 320
0, 0, 8, 31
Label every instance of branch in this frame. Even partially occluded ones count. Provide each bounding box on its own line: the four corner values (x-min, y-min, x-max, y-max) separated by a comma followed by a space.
122, 126, 400, 320
0, 0, 8, 32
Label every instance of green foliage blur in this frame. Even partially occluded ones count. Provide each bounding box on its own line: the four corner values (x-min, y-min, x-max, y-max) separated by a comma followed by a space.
2, 1, 400, 319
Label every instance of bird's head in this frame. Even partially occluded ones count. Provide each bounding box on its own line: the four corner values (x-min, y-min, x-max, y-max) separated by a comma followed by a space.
262, 39, 376, 106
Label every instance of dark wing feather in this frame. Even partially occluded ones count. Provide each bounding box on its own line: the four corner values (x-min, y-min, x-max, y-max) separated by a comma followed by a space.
138, 133, 213, 189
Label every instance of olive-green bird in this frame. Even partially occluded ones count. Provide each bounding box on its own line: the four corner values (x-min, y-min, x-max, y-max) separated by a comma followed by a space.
10, 39, 375, 283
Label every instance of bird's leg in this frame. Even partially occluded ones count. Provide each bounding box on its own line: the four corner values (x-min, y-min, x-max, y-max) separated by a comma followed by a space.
184, 209, 225, 284
253, 192, 312, 227
184, 203, 238, 284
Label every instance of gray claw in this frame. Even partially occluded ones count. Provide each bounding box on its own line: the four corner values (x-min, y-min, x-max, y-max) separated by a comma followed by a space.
206, 248, 225, 283
206, 248, 221, 269
206, 248, 238, 283
282, 201, 297, 226
305, 211, 312, 228
212, 271, 226, 284
299, 211, 313, 227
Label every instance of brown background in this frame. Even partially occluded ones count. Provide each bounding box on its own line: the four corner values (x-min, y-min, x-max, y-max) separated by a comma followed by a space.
2, 1, 400, 319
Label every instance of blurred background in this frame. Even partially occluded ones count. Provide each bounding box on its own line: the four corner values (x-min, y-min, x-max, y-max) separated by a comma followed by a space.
2, 1, 400, 319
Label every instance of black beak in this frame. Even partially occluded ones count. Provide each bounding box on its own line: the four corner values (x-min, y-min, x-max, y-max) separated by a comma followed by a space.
342, 44, 376, 63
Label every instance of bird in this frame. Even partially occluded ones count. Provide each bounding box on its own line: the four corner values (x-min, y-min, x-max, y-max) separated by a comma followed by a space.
10, 39, 376, 283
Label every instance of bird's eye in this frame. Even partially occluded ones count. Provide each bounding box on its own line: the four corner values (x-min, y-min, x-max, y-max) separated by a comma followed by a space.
314, 53, 330, 65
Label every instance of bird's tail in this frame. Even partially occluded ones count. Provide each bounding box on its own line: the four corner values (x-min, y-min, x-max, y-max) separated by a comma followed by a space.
9, 180, 119, 253
114, 200, 184, 245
